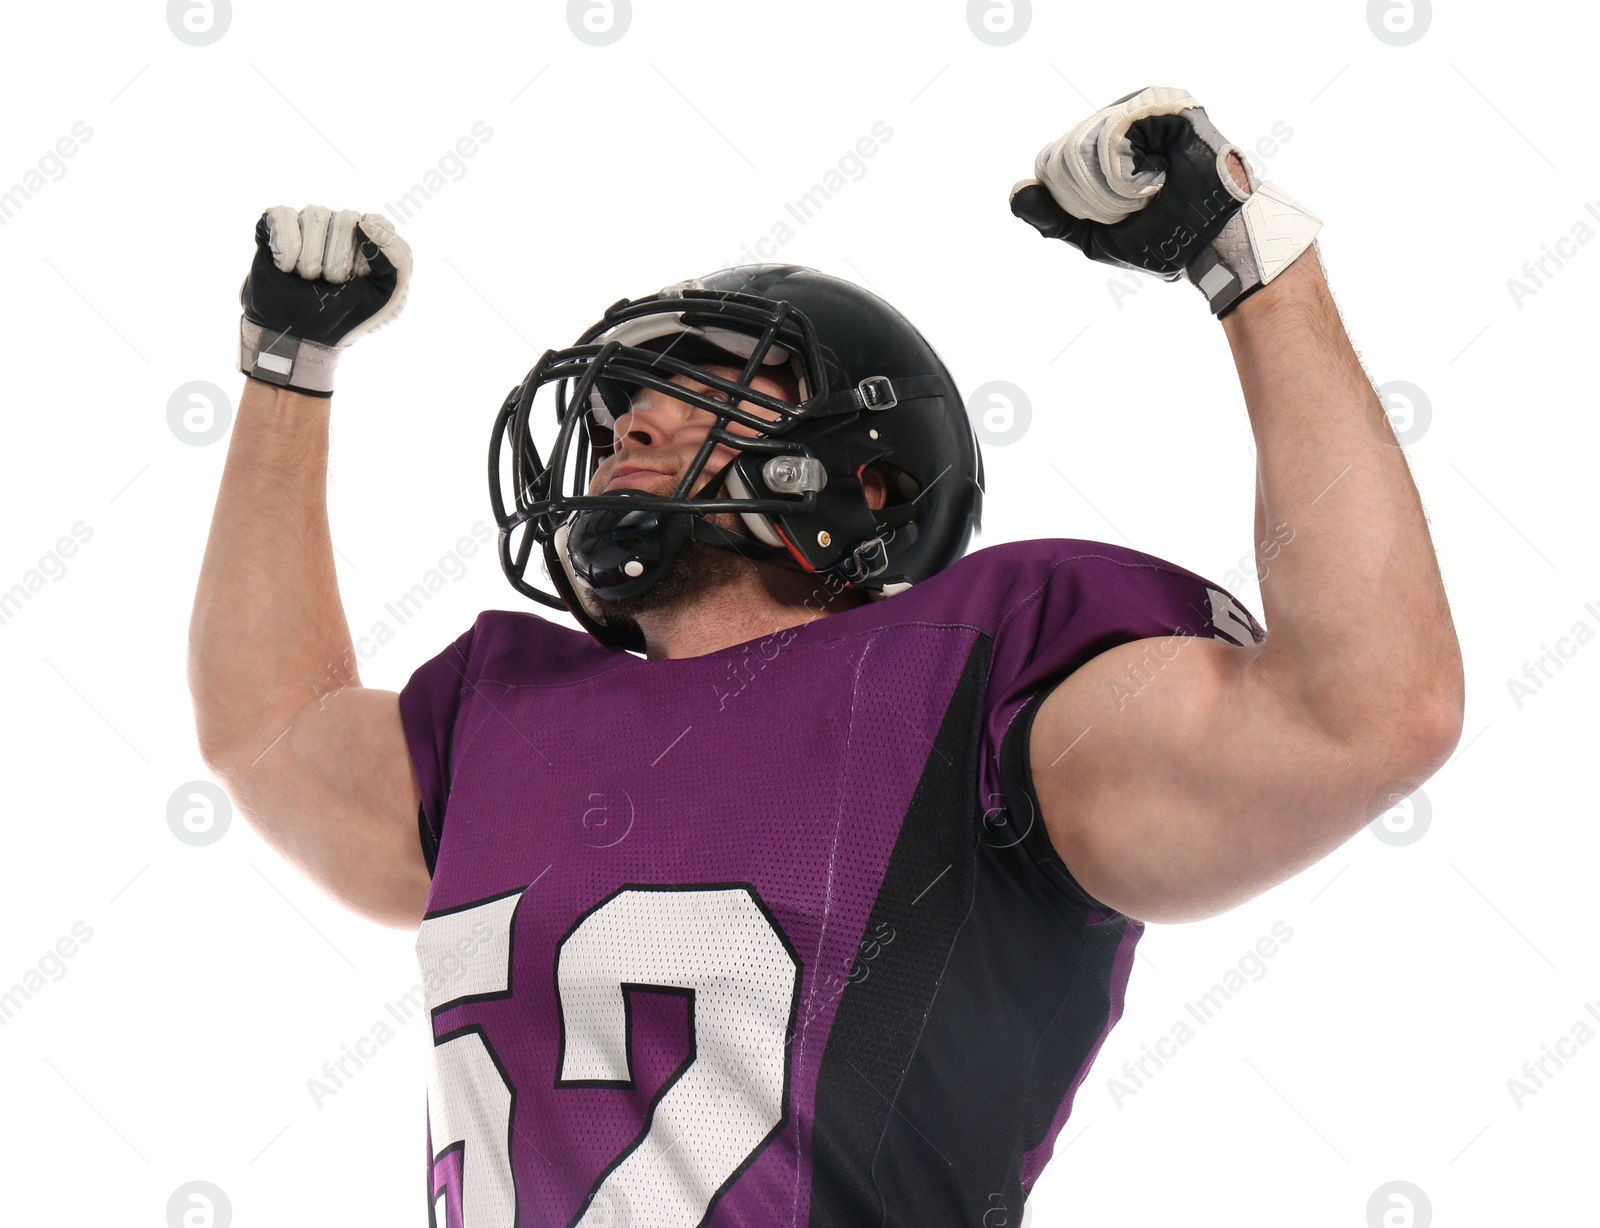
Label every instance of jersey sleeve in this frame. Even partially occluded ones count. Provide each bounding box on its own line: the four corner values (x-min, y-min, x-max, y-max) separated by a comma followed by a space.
397, 621, 478, 876
981, 542, 1266, 918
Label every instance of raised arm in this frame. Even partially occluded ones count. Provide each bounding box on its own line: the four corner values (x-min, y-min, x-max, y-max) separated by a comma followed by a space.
1009, 90, 1464, 922
187, 207, 429, 930
1219, 221, 1464, 747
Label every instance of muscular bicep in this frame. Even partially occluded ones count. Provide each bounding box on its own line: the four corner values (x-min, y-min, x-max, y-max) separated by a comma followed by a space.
1027, 634, 1380, 924
210, 687, 431, 930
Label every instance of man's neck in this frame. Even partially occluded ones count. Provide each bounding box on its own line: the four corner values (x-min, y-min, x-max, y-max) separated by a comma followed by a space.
638, 567, 867, 660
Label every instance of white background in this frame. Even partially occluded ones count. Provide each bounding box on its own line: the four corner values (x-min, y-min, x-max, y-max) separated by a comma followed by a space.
0, 0, 1594, 1224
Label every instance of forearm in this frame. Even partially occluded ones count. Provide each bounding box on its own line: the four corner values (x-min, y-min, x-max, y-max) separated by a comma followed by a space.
187, 377, 361, 765
1223, 249, 1464, 752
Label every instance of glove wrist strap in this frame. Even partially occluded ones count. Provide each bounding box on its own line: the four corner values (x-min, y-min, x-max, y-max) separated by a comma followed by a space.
1186, 181, 1323, 318
239, 317, 340, 397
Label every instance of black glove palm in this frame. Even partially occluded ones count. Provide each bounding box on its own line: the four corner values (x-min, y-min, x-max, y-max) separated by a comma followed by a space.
1010, 110, 1244, 281
237, 205, 411, 397
241, 212, 402, 345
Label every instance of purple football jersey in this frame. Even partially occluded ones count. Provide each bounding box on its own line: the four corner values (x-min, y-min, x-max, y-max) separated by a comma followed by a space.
398, 537, 1264, 1227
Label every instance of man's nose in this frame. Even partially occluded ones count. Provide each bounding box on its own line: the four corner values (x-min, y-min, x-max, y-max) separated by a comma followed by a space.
612, 390, 704, 449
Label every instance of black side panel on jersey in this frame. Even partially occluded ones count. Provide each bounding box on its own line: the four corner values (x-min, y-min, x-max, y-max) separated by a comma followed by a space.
994, 682, 1137, 1163
873, 680, 1135, 1222
807, 636, 990, 1227
811, 666, 1137, 1225
418, 802, 440, 877
1013, 919, 1129, 1164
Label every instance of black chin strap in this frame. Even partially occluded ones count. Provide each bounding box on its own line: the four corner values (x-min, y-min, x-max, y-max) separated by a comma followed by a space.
688, 515, 788, 561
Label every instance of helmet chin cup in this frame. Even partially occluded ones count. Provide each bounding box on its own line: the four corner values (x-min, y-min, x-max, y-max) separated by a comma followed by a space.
565, 494, 695, 601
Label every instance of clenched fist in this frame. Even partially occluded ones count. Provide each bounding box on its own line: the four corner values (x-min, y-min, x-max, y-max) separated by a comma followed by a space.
238, 205, 412, 397
1009, 87, 1321, 318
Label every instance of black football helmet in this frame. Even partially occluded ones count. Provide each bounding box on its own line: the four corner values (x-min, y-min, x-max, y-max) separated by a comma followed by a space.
489, 264, 985, 653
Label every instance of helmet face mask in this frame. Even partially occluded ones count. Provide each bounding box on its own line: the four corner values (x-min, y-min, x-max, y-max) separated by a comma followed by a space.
490, 264, 984, 652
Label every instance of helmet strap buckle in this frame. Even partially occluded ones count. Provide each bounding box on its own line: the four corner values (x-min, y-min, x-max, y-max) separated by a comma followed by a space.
836, 535, 889, 584
856, 376, 898, 411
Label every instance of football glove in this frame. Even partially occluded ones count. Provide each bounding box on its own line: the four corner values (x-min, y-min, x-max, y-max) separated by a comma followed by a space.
238, 205, 411, 397
1009, 86, 1321, 317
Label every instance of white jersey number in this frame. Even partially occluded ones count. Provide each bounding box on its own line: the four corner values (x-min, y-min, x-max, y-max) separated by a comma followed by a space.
417, 885, 801, 1228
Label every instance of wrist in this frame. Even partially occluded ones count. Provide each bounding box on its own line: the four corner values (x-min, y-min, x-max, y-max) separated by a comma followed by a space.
238, 372, 336, 416
241, 374, 336, 407
1186, 180, 1322, 318
239, 316, 341, 397
1220, 243, 1327, 331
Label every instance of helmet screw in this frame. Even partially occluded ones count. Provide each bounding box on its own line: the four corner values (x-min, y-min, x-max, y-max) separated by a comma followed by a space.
623, 560, 645, 577
817, 531, 832, 547
869, 429, 879, 440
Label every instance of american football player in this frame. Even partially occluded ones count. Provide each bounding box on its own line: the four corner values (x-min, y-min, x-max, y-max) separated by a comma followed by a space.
189, 88, 1465, 1227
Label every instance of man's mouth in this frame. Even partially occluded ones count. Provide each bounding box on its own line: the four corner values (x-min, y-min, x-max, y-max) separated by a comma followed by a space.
604, 466, 672, 491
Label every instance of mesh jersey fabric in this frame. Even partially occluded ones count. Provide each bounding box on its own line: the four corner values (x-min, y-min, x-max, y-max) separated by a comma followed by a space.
397, 536, 1265, 1228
